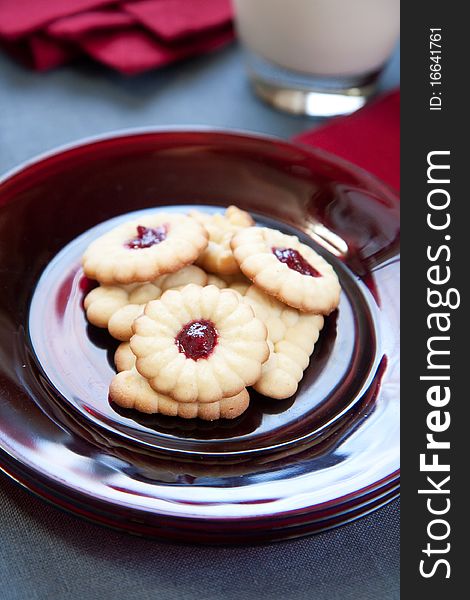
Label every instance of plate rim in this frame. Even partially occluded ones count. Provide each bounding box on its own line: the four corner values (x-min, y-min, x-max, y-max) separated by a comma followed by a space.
0, 126, 399, 203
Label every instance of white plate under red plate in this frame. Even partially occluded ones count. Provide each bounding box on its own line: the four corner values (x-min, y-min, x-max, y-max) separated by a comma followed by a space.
0, 129, 399, 543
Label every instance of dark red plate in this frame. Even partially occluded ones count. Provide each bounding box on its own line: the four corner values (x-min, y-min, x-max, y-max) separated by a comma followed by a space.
0, 129, 399, 543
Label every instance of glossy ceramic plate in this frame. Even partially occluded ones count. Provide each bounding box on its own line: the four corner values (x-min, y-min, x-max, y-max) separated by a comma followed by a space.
0, 129, 400, 543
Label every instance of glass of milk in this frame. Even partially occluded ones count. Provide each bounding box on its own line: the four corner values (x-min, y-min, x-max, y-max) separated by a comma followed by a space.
233, 0, 400, 117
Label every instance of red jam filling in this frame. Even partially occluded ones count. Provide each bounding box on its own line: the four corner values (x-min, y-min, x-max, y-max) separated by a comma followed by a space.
175, 319, 218, 360
125, 224, 167, 249
272, 247, 321, 277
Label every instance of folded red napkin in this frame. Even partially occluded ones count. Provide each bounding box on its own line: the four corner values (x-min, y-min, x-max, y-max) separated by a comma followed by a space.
124, 0, 232, 41
0, 0, 234, 74
294, 90, 400, 191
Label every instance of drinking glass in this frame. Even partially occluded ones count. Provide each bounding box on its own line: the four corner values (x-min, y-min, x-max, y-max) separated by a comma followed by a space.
233, 0, 400, 117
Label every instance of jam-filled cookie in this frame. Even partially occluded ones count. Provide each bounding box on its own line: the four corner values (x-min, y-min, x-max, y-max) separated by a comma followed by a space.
82, 213, 208, 284
243, 286, 324, 399
231, 227, 341, 314
110, 368, 250, 420
189, 206, 254, 275
84, 265, 207, 340
130, 284, 269, 403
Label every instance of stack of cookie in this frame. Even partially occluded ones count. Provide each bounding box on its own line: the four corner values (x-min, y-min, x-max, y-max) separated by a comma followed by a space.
82, 206, 341, 420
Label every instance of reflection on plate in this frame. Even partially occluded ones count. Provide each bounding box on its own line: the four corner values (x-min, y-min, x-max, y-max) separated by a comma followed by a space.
0, 129, 399, 543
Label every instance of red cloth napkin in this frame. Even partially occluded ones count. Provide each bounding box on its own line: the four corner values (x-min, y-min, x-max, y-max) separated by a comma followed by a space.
0, 0, 234, 74
124, 0, 232, 41
294, 90, 400, 191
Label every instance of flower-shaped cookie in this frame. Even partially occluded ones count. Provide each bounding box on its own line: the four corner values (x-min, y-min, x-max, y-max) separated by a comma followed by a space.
243, 286, 324, 399
231, 227, 341, 314
84, 265, 207, 341
110, 368, 250, 420
130, 284, 269, 403
82, 213, 208, 284
189, 206, 254, 275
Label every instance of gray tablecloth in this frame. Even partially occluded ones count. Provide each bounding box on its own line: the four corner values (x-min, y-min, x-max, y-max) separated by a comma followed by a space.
0, 43, 400, 600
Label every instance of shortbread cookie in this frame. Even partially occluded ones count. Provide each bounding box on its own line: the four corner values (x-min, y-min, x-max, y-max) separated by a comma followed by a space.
158, 265, 208, 290
189, 206, 254, 275
109, 304, 144, 342
114, 342, 136, 372
231, 227, 341, 314
82, 213, 208, 284
83, 284, 133, 329
223, 273, 251, 296
244, 286, 324, 399
206, 274, 227, 289
84, 265, 207, 339
110, 368, 250, 419
130, 284, 269, 403
112, 343, 250, 419
205, 272, 251, 296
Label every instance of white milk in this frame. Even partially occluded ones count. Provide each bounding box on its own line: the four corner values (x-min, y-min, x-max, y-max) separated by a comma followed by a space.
233, 0, 400, 78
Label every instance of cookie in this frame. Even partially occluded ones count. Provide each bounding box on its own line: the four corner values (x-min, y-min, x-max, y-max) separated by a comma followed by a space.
243, 285, 324, 399
83, 284, 134, 329
130, 284, 269, 403
231, 227, 341, 314
110, 368, 250, 420
158, 265, 208, 290
109, 304, 145, 342
223, 273, 251, 297
82, 213, 208, 284
206, 274, 227, 289
205, 272, 251, 297
189, 206, 254, 275
84, 265, 207, 340
114, 342, 136, 372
